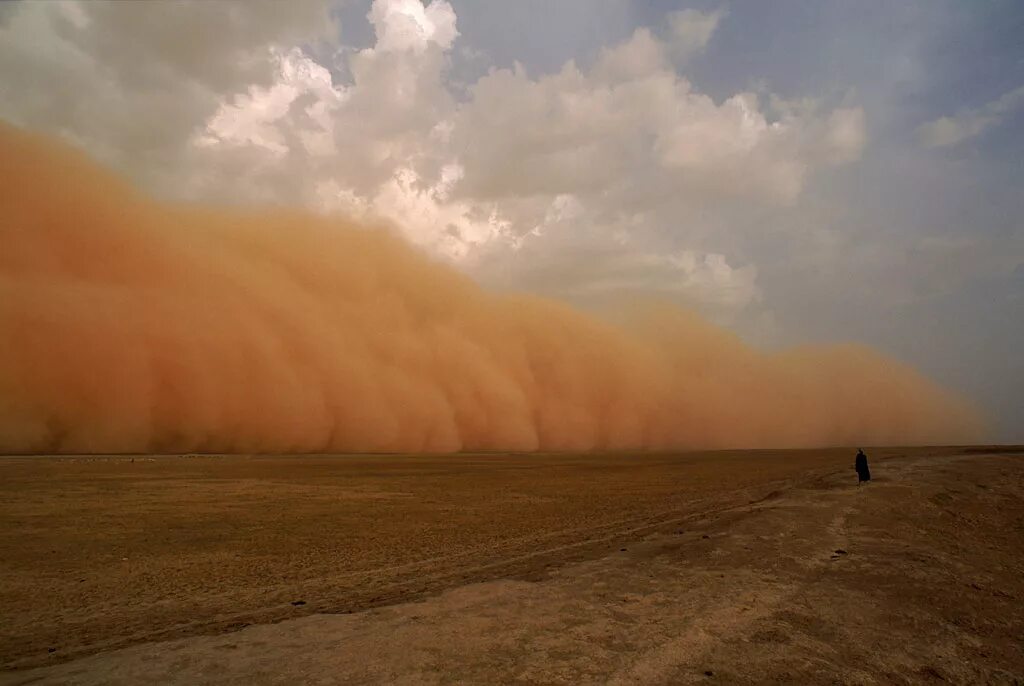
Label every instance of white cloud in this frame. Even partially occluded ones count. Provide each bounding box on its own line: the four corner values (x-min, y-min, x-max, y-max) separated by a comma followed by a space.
0, 0, 335, 194
0, 0, 865, 319
317, 163, 510, 260
452, 36, 864, 208
667, 8, 725, 61
821, 107, 867, 164
563, 250, 759, 310
369, 0, 457, 53
196, 48, 346, 156
469, 225, 761, 315
917, 84, 1024, 148
593, 27, 668, 82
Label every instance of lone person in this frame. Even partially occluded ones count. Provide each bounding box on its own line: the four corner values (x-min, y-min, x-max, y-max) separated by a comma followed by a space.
855, 448, 871, 485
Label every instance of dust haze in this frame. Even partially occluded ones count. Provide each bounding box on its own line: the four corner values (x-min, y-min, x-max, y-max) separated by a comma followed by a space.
0, 124, 982, 454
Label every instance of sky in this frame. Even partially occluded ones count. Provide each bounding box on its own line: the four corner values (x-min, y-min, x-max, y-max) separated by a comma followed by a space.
1, 0, 1021, 440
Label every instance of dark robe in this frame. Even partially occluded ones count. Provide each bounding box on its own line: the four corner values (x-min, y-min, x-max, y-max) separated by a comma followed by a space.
855, 451, 871, 482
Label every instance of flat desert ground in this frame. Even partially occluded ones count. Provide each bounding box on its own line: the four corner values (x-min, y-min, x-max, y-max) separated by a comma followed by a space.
1, 447, 1022, 684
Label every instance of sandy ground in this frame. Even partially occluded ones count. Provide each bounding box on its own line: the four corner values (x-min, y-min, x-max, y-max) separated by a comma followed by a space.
1, 447, 1022, 684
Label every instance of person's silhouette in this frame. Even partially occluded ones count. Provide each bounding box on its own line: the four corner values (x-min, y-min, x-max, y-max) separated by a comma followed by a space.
855, 448, 871, 485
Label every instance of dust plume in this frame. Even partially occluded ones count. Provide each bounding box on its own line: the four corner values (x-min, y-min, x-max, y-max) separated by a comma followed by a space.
0, 124, 982, 453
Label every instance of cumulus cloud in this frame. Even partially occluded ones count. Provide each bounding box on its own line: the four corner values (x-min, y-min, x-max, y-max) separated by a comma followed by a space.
667, 8, 725, 61
195, 1, 458, 200
479, 241, 761, 313
0, 0, 335, 193
451, 36, 864, 208
369, 0, 457, 53
0, 0, 865, 320
317, 163, 510, 258
196, 48, 345, 157
917, 84, 1024, 148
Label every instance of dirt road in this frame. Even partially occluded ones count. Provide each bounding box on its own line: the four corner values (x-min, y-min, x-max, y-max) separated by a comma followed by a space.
2, 448, 1022, 683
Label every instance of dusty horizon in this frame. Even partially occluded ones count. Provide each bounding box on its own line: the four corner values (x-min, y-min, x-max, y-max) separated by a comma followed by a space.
0, 124, 983, 454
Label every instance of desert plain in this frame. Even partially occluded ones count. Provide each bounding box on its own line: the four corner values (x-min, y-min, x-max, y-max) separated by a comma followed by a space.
1, 447, 1022, 685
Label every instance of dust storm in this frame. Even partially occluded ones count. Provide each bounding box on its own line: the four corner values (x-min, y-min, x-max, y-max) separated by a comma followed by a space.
0, 124, 982, 454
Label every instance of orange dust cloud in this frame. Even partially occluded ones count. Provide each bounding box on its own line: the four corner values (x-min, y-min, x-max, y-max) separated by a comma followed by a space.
0, 124, 983, 453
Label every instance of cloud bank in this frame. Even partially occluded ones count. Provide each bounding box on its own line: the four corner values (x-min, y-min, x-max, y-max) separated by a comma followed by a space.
917, 85, 1024, 149
0, 0, 866, 315
0, 125, 981, 453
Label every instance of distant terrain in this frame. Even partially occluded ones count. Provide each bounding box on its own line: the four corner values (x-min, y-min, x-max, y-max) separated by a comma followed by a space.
1, 447, 1022, 684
